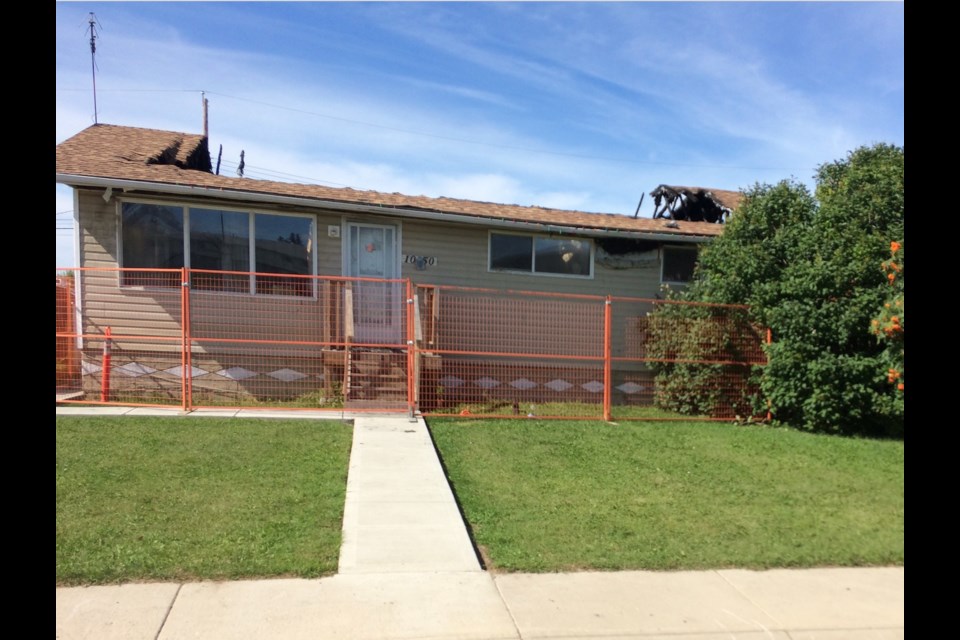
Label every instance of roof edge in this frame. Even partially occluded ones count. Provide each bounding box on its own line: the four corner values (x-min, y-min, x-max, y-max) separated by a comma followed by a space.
56, 173, 717, 243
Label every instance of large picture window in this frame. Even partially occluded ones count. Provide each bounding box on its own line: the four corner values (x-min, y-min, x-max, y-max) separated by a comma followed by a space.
120, 201, 314, 295
661, 246, 698, 285
489, 232, 592, 277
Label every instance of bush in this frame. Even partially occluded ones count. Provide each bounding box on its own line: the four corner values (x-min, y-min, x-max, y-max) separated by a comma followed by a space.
649, 144, 904, 437
645, 302, 766, 420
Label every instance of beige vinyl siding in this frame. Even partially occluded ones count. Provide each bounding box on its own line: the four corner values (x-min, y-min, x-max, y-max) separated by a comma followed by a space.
75, 189, 679, 361
398, 218, 664, 297
77, 189, 122, 269
312, 213, 343, 276
397, 218, 665, 363
76, 190, 182, 348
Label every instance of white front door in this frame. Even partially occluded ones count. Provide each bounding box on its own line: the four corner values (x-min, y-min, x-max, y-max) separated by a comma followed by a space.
345, 222, 402, 344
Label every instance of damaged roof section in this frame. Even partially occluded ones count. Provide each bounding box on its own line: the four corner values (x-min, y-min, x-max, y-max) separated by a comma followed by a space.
56, 123, 727, 240
57, 124, 213, 173
650, 185, 742, 223
144, 134, 212, 171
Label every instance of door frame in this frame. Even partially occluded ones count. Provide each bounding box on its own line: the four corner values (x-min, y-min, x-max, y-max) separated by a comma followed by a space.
341, 219, 403, 345
341, 219, 402, 280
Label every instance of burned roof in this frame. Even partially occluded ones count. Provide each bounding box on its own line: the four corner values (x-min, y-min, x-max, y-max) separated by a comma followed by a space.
56, 124, 727, 239
650, 185, 742, 224
55, 124, 212, 173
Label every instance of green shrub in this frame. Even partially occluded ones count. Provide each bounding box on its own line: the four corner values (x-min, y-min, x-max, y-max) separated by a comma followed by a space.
649, 144, 904, 437
645, 303, 765, 419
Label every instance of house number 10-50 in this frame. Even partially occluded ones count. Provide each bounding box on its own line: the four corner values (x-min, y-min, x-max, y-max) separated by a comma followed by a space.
402, 255, 438, 266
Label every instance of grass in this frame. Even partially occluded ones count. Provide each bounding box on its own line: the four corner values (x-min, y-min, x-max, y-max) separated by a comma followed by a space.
428, 418, 904, 572
105, 386, 345, 410
56, 416, 353, 586
427, 401, 710, 420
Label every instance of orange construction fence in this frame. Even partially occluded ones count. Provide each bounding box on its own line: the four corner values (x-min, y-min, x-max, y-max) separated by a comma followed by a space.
55, 267, 767, 420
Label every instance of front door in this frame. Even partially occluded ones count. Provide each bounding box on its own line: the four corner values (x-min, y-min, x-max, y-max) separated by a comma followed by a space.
345, 222, 402, 344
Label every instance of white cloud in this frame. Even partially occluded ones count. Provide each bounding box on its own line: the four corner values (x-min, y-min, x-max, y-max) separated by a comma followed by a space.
56, 3, 901, 266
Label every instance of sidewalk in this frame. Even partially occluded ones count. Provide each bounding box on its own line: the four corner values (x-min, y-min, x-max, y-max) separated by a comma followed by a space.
56, 408, 904, 639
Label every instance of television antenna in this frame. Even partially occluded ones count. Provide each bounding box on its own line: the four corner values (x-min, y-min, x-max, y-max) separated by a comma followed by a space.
86, 13, 102, 124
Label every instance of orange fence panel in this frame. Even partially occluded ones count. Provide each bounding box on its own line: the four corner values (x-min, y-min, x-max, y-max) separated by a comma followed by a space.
56, 267, 411, 413
56, 268, 767, 420
55, 275, 81, 394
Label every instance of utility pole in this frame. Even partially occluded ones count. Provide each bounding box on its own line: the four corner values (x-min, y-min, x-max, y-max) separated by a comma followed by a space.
202, 91, 209, 138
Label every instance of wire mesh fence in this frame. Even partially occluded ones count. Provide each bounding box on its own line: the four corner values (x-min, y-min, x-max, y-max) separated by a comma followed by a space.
414, 287, 768, 420
414, 285, 606, 418
610, 297, 768, 421
56, 275, 81, 395
56, 268, 411, 413
56, 268, 767, 419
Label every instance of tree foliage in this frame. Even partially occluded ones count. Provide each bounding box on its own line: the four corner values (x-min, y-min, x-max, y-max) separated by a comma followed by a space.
658, 144, 904, 437
870, 241, 904, 407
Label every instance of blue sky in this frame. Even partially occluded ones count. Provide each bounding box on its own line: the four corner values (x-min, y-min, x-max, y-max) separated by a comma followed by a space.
56, 1, 904, 267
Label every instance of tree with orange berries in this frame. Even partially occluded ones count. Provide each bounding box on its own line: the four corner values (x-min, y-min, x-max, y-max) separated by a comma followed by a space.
871, 241, 904, 402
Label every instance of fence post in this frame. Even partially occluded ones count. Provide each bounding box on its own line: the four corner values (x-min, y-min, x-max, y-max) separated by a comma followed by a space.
100, 326, 112, 403
406, 279, 416, 420
344, 283, 353, 402
603, 296, 612, 422
181, 267, 192, 412
766, 327, 772, 422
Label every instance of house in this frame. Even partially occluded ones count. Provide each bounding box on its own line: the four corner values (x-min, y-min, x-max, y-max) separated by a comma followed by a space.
56, 123, 746, 414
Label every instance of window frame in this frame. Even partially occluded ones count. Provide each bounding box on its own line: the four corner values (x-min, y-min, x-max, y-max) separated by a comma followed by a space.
117, 198, 317, 297
487, 230, 594, 279
659, 244, 699, 286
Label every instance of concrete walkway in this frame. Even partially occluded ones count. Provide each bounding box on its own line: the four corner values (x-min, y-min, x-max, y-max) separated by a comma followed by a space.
56, 408, 904, 639
338, 415, 481, 574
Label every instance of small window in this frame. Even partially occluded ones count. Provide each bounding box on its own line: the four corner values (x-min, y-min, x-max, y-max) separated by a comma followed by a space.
489, 232, 592, 278
490, 234, 533, 271
661, 246, 698, 284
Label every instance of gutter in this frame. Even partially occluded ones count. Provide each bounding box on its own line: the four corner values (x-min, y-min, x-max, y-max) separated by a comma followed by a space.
56, 173, 718, 244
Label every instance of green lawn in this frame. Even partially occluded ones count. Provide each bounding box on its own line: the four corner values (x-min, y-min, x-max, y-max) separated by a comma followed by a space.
426, 402, 703, 420
428, 419, 904, 572
56, 416, 353, 586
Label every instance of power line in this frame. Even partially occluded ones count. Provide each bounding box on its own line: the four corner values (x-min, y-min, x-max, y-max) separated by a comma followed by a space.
58, 86, 811, 172
56, 88, 202, 93
218, 159, 354, 189
209, 90, 744, 169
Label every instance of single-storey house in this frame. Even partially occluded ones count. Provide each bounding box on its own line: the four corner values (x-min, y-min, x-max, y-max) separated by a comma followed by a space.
56, 123, 744, 412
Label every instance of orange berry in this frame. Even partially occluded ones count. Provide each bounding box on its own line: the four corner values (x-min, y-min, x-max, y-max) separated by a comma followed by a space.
897, 383, 904, 391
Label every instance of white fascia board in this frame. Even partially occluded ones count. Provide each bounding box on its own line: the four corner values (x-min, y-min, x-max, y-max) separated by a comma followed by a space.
56, 173, 718, 245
